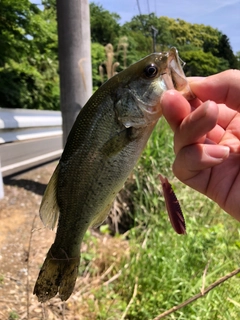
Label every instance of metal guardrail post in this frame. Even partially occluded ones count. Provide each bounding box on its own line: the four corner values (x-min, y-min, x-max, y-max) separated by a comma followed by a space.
0, 158, 4, 199
0, 108, 63, 198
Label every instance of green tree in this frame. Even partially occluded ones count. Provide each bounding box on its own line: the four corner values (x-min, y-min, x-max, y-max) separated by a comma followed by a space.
0, 0, 59, 109
216, 34, 238, 69
167, 18, 219, 49
181, 50, 229, 76
122, 14, 239, 76
90, 3, 121, 45
0, 0, 36, 66
122, 14, 174, 55
122, 15, 221, 54
236, 51, 240, 69
1, 2, 239, 110
91, 43, 106, 91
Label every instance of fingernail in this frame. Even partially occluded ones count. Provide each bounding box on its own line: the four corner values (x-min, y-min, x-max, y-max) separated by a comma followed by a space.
204, 145, 230, 160
190, 100, 211, 122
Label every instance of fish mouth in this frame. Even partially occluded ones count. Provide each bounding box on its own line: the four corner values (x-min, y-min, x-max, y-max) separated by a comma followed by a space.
162, 47, 195, 100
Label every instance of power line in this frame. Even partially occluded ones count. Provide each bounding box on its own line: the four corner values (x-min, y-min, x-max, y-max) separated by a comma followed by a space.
136, 0, 146, 32
136, 0, 142, 16
136, 0, 158, 53
137, 0, 151, 16
146, 0, 150, 14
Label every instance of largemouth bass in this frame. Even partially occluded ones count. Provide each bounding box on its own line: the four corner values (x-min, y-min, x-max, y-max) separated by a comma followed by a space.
34, 47, 192, 302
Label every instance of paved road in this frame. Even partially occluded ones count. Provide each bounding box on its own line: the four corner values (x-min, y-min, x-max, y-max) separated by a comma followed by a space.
0, 135, 63, 177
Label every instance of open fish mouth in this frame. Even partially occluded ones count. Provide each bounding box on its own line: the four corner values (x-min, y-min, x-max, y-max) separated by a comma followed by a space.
162, 47, 195, 100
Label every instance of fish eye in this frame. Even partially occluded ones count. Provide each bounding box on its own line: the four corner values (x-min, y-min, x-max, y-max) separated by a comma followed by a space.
144, 64, 158, 78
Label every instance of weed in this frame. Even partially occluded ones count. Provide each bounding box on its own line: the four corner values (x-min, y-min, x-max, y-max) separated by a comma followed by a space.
86, 119, 240, 319
8, 311, 19, 320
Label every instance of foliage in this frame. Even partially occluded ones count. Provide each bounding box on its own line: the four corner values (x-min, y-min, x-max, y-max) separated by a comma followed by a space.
236, 52, 240, 69
181, 50, 229, 76
90, 3, 121, 46
121, 13, 161, 55
122, 15, 220, 52
167, 18, 219, 49
0, 58, 59, 110
8, 310, 19, 320
216, 34, 239, 69
83, 120, 240, 319
0, 0, 59, 109
118, 120, 240, 319
0, 0, 36, 66
0, 2, 239, 110
91, 42, 106, 91
122, 15, 238, 76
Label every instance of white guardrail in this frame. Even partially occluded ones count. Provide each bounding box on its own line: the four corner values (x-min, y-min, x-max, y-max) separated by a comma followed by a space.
0, 108, 63, 199
0, 108, 62, 143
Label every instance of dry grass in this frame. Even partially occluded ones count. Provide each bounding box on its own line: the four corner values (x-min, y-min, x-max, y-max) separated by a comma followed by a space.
0, 162, 130, 320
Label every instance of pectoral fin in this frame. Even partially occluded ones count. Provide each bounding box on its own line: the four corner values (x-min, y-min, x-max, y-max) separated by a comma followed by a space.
39, 164, 60, 230
100, 127, 133, 157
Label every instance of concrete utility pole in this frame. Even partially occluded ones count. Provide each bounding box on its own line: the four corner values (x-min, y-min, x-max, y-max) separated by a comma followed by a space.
56, 0, 92, 146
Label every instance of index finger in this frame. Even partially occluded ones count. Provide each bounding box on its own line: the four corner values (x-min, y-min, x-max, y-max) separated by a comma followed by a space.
160, 90, 192, 132
189, 70, 240, 111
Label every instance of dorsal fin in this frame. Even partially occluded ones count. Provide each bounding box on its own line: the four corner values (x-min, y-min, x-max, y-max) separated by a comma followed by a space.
39, 164, 60, 230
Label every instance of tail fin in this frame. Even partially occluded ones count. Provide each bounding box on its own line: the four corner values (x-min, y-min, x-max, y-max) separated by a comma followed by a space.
33, 247, 80, 302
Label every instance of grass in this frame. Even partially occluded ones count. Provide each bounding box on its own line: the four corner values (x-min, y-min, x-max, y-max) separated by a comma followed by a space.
0, 274, 4, 285
8, 311, 19, 320
82, 118, 240, 319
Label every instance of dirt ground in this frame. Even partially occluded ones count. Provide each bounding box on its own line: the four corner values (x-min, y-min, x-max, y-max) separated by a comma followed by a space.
0, 162, 129, 320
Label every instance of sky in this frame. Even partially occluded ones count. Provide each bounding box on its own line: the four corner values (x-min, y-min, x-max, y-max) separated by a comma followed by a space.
93, 0, 240, 53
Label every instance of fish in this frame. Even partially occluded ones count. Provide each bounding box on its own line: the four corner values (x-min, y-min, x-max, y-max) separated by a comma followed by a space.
33, 47, 192, 302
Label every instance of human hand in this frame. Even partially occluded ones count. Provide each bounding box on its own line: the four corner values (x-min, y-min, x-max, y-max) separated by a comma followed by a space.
161, 70, 240, 221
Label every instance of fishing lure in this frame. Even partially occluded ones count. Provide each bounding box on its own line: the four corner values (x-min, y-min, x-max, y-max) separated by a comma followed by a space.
159, 174, 186, 234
